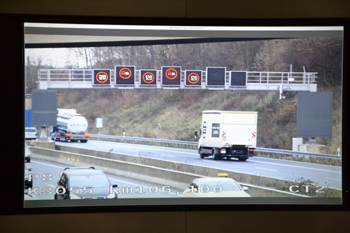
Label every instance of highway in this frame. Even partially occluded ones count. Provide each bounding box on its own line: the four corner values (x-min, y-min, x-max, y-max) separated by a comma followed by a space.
25, 158, 183, 200
55, 140, 342, 190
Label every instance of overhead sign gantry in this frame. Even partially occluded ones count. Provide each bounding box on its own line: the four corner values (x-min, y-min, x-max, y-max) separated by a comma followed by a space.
37, 66, 318, 96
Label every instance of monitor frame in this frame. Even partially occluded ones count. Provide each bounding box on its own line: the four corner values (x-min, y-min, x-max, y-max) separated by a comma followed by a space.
0, 13, 349, 215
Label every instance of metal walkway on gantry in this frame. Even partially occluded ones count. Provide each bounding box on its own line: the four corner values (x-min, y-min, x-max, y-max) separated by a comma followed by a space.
37, 69, 317, 95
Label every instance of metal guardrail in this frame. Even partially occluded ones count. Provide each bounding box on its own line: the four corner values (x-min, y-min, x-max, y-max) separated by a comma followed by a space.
90, 134, 198, 149
247, 71, 317, 84
91, 134, 197, 145
89, 134, 341, 166
255, 147, 341, 166
255, 147, 341, 160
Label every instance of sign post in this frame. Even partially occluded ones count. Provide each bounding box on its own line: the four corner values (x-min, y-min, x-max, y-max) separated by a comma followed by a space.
158, 123, 161, 139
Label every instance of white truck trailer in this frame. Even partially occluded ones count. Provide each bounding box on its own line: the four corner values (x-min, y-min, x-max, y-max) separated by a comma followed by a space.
51, 109, 90, 143
195, 110, 258, 161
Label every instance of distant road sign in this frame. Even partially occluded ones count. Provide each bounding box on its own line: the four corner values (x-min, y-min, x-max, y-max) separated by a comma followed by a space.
116, 66, 135, 85
186, 71, 201, 86
96, 118, 103, 128
162, 66, 181, 86
206, 67, 226, 86
93, 69, 110, 85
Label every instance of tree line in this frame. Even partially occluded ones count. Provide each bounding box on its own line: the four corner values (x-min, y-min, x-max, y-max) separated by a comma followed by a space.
68, 38, 342, 87
25, 38, 342, 93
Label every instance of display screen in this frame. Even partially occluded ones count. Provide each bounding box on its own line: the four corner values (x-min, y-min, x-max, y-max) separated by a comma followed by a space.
22, 19, 346, 210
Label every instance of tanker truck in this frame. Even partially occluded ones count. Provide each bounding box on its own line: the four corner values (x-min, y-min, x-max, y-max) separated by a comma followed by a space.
51, 109, 90, 143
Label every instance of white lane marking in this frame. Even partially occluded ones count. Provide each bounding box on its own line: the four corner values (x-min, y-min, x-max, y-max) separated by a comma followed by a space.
108, 178, 146, 187
204, 160, 221, 164
252, 160, 341, 174
86, 140, 197, 156
252, 156, 341, 168
31, 160, 65, 169
256, 167, 278, 172
326, 177, 342, 181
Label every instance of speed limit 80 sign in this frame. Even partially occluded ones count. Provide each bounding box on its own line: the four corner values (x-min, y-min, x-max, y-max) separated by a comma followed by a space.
185, 70, 201, 86
140, 70, 157, 86
93, 69, 110, 85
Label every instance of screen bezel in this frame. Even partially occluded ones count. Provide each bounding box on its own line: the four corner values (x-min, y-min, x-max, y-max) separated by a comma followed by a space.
0, 13, 349, 215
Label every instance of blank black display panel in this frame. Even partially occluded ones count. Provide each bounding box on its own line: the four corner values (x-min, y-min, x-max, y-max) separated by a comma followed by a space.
230, 71, 247, 86
297, 92, 333, 138
207, 67, 226, 86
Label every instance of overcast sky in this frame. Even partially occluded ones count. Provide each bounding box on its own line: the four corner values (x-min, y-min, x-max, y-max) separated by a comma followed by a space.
25, 48, 76, 68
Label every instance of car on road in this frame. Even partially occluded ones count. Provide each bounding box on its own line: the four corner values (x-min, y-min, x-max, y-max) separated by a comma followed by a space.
183, 174, 251, 198
54, 167, 118, 200
25, 141, 31, 163
25, 127, 38, 140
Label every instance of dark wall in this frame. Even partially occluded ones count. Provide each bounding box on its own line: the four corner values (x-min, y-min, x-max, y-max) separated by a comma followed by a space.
1, 1, 350, 232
